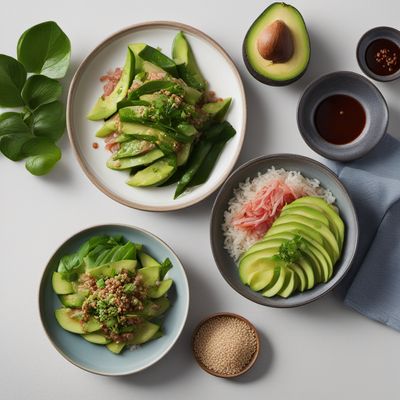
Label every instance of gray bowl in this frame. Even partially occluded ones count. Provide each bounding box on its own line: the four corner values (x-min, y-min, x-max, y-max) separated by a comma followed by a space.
210, 154, 359, 308
357, 26, 400, 82
297, 71, 388, 161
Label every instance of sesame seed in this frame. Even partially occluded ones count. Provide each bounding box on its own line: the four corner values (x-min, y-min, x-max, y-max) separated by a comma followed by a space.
193, 316, 258, 376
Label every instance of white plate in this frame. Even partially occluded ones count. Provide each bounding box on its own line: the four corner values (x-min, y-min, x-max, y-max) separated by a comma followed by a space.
67, 21, 247, 211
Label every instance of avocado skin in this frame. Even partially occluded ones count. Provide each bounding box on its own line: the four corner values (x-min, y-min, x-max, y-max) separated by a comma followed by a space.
242, 2, 311, 86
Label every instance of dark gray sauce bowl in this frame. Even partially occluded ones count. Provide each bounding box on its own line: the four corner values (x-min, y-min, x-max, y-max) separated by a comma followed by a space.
210, 154, 358, 308
297, 71, 388, 161
357, 26, 400, 82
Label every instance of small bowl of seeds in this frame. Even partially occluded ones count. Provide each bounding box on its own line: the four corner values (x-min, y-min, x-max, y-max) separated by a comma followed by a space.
192, 312, 260, 378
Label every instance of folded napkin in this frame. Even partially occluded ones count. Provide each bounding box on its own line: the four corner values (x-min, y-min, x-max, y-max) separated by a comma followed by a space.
326, 134, 400, 331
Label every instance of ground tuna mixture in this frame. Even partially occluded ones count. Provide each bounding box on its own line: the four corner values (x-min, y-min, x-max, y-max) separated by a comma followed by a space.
79, 270, 149, 343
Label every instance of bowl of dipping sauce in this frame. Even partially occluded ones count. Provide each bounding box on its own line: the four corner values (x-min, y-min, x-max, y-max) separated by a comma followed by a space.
192, 313, 259, 378
357, 27, 400, 82
297, 71, 388, 161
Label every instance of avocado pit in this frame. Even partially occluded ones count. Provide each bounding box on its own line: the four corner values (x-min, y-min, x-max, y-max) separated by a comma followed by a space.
257, 19, 294, 63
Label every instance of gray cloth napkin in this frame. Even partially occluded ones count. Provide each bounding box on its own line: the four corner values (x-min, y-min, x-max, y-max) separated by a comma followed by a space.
326, 134, 400, 331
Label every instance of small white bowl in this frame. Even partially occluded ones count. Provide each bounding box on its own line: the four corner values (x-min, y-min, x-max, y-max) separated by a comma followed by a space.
67, 21, 246, 211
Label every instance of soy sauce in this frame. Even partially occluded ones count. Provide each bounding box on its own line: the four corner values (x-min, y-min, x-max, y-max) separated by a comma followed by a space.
365, 38, 399, 76
314, 94, 366, 145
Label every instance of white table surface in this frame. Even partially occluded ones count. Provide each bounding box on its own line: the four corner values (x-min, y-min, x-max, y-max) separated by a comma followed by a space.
2, 0, 400, 398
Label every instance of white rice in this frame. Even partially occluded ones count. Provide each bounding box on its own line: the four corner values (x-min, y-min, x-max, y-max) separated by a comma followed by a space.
222, 167, 335, 261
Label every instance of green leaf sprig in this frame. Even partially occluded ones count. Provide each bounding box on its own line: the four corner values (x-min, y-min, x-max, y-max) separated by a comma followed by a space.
0, 21, 71, 175
276, 235, 306, 264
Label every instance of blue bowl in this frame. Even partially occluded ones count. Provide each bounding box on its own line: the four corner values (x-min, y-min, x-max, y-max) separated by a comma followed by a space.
39, 224, 189, 376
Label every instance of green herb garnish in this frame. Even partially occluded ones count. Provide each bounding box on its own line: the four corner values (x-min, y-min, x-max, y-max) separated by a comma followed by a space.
277, 235, 306, 264
96, 278, 105, 288
57, 253, 84, 282
123, 283, 135, 293
160, 258, 173, 279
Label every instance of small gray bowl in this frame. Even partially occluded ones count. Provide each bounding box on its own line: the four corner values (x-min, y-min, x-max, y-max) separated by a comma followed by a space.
210, 154, 358, 308
357, 26, 400, 82
297, 71, 388, 161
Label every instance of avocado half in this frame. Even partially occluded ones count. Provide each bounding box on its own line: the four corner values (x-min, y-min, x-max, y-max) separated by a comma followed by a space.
243, 2, 311, 86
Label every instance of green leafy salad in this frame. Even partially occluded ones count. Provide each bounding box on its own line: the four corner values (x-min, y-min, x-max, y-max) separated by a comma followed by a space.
88, 31, 236, 199
52, 235, 174, 354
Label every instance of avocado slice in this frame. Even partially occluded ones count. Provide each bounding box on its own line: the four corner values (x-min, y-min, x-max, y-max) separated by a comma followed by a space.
112, 139, 154, 160
302, 252, 323, 284
266, 222, 324, 245
128, 43, 146, 73
107, 342, 125, 354
262, 231, 332, 282
272, 214, 340, 261
183, 85, 202, 105
172, 31, 207, 91
288, 197, 345, 249
87, 48, 135, 120
126, 321, 160, 345
126, 81, 174, 101
107, 148, 164, 170
239, 238, 284, 261
141, 60, 167, 75
176, 143, 192, 166
83, 333, 111, 345
55, 308, 101, 334
261, 266, 287, 297
59, 292, 88, 308
138, 266, 160, 286
243, 2, 310, 86
140, 61, 201, 105
284, 204, 341, 246
264, 231, 323, 284
141, 297, 170, 317
239, 248, 280, 284
52, 272, 74, 295
176, 123, 198, 137
150, 330, 164, 341
266, 222, 335, 273
239, 256, 277, 285
304, 242, 332, 282
296, 256, 315, 289
139, 252, 161, 268
249, 265, 280, 292
280, 205, 330, 228
120, 122, 178, 152
138, 45, 178, 77
126, 156, 177, 187
267, 222, 335, 269
95, 118, 118, 138
148, 279, 173, 298
277, 269, 297, 298
289, 263, 307, 292
202, 98, 232, 122
87, 260, 137, 278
